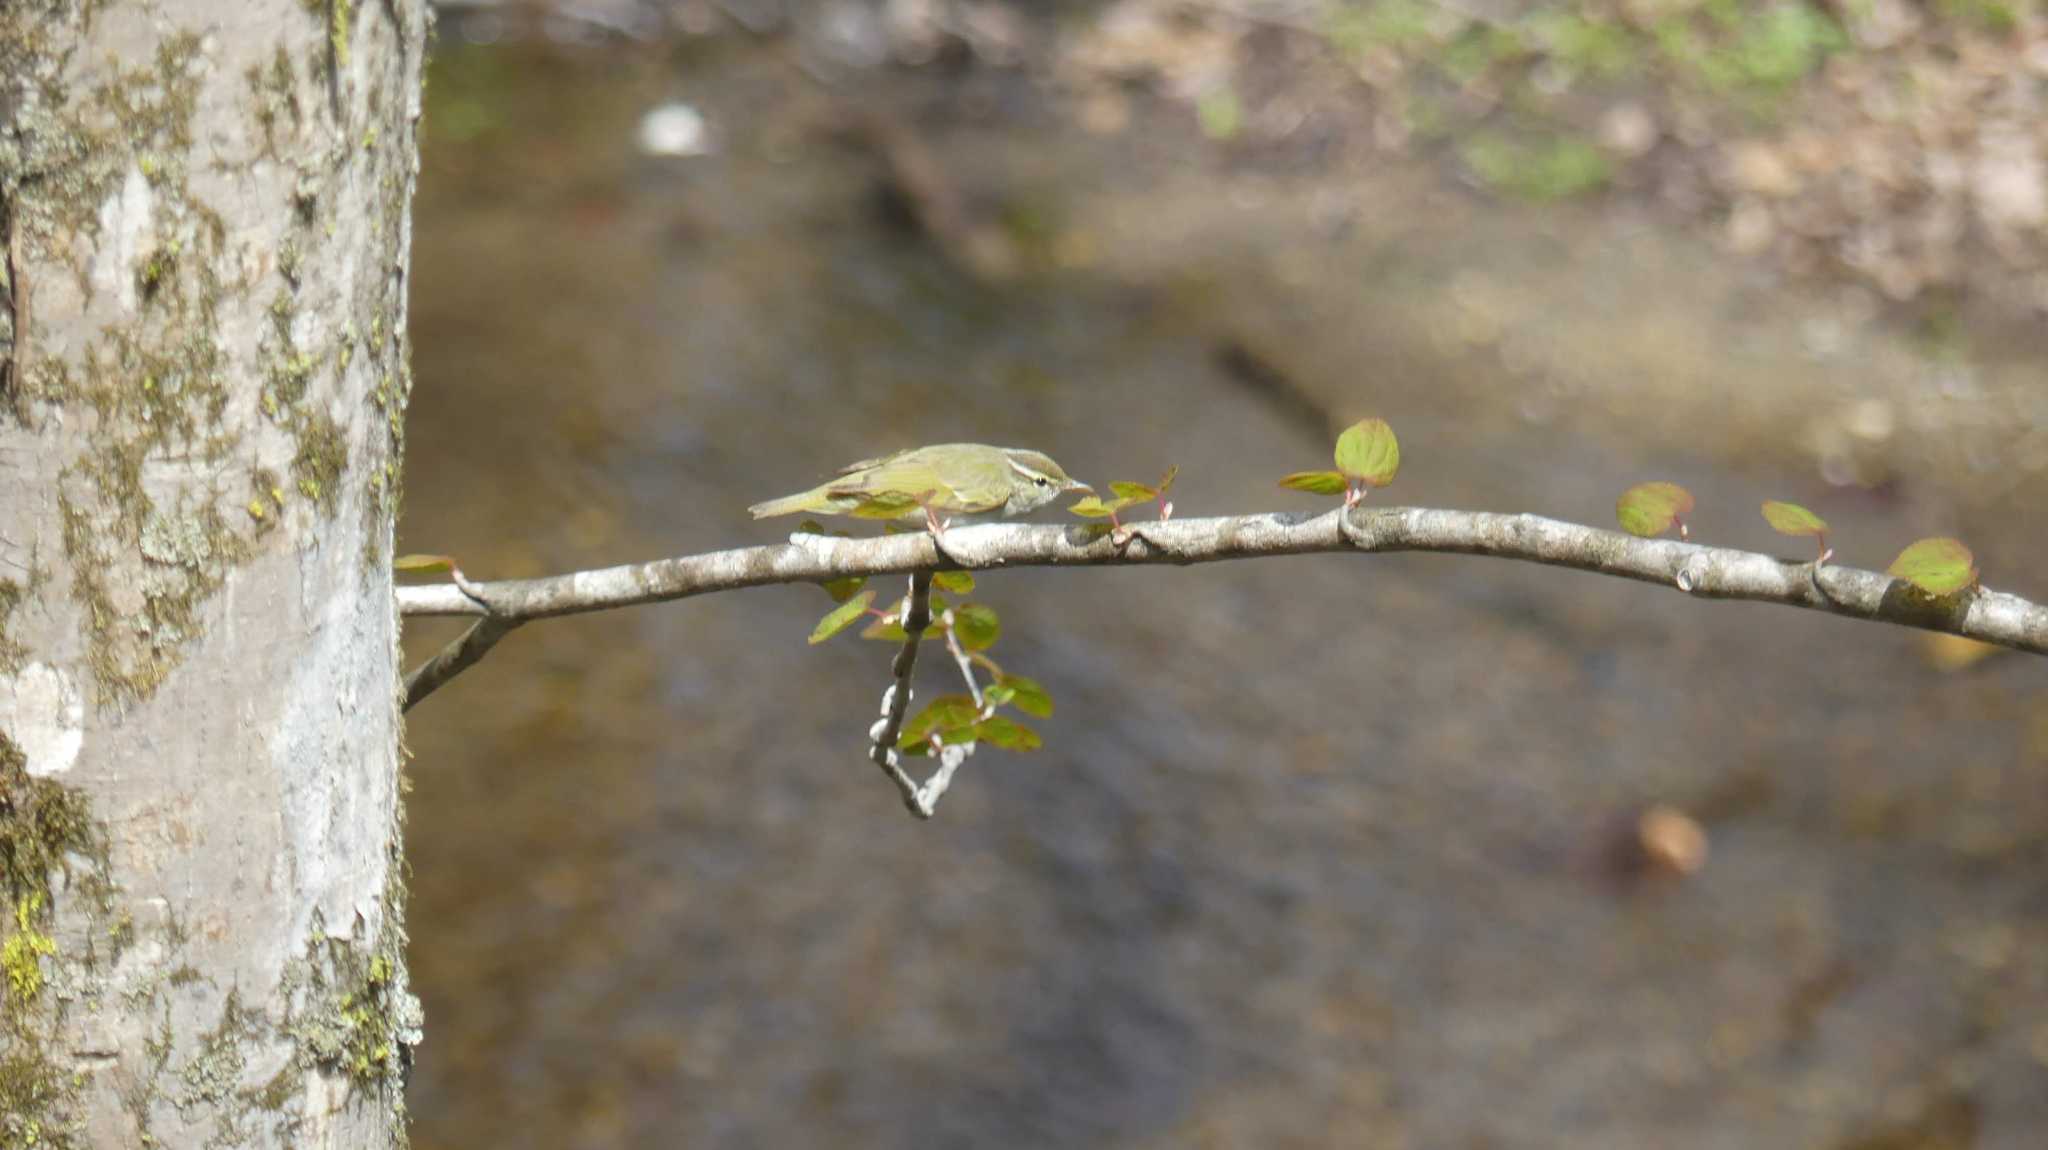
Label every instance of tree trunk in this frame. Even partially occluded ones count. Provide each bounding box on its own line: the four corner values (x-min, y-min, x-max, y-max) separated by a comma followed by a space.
2, 1, 426, 1145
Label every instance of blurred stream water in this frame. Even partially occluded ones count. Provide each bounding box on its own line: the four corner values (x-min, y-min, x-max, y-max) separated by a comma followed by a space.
398, 31, 2048, 1150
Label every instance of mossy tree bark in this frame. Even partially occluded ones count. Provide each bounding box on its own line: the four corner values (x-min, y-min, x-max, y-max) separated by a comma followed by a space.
2, 1, 426, 1145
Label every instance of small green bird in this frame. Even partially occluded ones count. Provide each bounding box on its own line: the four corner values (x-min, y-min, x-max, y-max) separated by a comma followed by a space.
748, 443, 1091, 531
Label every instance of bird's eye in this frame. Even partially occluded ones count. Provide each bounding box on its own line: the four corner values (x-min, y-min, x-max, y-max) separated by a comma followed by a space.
1035, 476, 1050, 487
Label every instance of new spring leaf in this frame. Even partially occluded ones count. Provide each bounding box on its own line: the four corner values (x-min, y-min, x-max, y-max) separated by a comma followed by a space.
1616, 482, 1694, 538
1334, 418, 1400, 487
1279, 471, 1348, 496
953, 604, 1001, 651
1761, 501, 1827, 538
1887, 537, 1976, 596
899, 695, 982, 753
974, 715, 1043, 751
822, 575, 869, 603
999, 674, 1054, 718
810, 589, 876, 644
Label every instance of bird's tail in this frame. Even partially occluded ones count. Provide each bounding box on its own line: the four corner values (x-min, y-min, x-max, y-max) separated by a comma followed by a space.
747, 490, 823, 519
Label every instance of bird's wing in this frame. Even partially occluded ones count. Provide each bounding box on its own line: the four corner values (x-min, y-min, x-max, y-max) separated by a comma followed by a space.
825, 450, 1002, 513
834, 448, 910, 475
827, 454, 950, 498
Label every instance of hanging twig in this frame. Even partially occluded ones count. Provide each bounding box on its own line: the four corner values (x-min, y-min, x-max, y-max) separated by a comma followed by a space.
865, 571, 958, 818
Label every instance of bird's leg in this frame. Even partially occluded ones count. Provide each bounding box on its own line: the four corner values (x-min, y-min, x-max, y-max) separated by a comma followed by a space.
909, 490, 952, 535
912, 491, 961, 562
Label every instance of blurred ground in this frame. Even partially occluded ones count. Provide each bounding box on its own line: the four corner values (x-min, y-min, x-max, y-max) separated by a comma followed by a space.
440, 0, 2048, 319
399, 6, 2048, 1148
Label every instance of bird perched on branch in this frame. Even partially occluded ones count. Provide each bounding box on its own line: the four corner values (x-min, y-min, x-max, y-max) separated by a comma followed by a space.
748, 443, 1091, 532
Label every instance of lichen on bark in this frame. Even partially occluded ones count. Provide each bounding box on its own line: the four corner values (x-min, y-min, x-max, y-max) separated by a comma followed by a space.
4, 14, 258, 704
0, 731, 104, 1149
0, 731, 99, 917
0, 577, 27, 672
3, 1, 425, 1143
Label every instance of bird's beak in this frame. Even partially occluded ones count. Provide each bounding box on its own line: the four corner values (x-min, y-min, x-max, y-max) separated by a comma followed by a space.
1064, 480, 1093, 494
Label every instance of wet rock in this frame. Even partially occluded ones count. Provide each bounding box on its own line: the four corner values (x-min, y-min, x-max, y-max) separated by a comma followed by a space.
1972, 126, 2047, 243
885, 0, 945, 64
1598, 102, 1658, 159
1842, 0, 1922, 49
1723, 141, 1802, 199
957, 1, 1025, 66
1726, 199, 1776, 255
806, 0, 889, 69
1076, 86, 1132, 135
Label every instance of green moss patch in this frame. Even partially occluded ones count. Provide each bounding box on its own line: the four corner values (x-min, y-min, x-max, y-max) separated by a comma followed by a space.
0, 733, 97, 909
281, 909, 421, 1094
0, 730, 99, 1147
1460, 131, 1611, 200
0, 579, 25, 673
0, 1037, 82, 1150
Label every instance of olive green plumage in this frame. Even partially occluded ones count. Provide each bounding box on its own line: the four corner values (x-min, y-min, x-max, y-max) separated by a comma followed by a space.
748, 443, 1090, 522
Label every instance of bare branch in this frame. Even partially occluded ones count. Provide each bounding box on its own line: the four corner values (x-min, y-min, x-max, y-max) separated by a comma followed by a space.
395, 506, 2048, 656
403, 616, 522, 712
941, 612, 984, 710
860, 573, 980, 819
866, 571, 937, 817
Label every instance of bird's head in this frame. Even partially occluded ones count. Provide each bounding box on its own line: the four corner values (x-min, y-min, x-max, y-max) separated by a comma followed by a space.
1001, 448, 1091, 516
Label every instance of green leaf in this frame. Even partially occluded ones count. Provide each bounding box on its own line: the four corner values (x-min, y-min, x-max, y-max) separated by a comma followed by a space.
974, 715, 1042, 751
898, 695, 983, 754
1000, 674, 1054, 718
1154, 465, 1179, 495
860, 598, 936, 642
900, 723, 980, 756
809, 589, 876, 644
1760, 500, 1827, 538
954, 603, 1001, 651
1615, 481, 1695, 538
1334, 418, 1400, 487
1070, 492, 1150, 517
822, 576, 868, 603
796, 519, 826, 535
1279, 470, 1348, 496
1887, 537, 1977, 596
393, 554, 458, 574
1109, 480, 1158, 501
982, 684, 1017, 707
932, 570, 976, 594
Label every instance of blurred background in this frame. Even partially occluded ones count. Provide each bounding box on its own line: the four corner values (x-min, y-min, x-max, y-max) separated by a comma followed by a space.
396, 1, 2048, 1146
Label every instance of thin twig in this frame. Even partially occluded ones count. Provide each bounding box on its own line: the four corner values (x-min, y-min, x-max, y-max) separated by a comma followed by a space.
867, 571, 937, 817
394, 506, 2048, 658
942, 615, 984, 709
892, 609, 993, 815
403, 616, 521, 711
